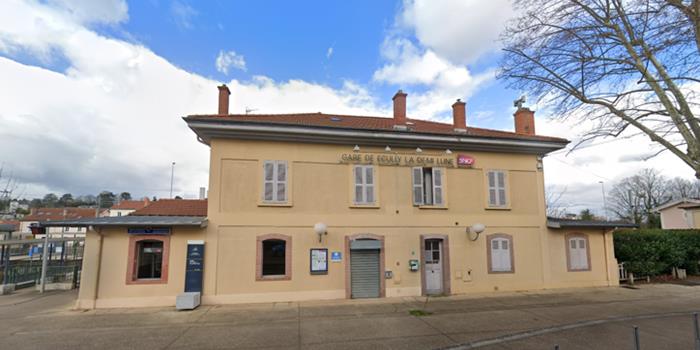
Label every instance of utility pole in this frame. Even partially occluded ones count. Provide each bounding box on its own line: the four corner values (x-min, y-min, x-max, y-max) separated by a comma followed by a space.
599, 181, 607, 220
170, 162, 176, 199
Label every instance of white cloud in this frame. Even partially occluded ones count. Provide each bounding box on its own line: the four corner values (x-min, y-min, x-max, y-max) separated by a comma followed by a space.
215, 50, 247, 75
170, 0, 197, 29
326, 46, 334, 59
46, 0, 128, 25
399, 0, 512, 64
372, 0, 510, 120
0, 0, 383, 199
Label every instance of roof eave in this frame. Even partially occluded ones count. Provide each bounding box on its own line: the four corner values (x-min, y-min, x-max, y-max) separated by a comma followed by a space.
38, 216, 208, 228
185, 119, 569, 155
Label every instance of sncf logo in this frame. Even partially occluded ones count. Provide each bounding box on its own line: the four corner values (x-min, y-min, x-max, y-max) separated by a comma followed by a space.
457, 155, 475, 167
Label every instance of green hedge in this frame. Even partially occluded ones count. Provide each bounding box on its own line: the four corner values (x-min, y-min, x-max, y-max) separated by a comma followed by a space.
614, 229, 700, 276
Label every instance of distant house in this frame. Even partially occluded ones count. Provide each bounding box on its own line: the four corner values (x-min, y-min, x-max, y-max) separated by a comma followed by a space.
107, 198, 151, 217
129, 199, 207, 216
20, 208, 102, 238
653, 199, 700, 229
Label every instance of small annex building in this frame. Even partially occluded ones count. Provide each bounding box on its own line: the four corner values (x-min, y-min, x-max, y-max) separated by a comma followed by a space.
44, 86, 634, 309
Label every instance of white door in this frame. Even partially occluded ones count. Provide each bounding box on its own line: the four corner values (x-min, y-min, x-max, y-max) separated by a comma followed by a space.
424, 239, 443, 294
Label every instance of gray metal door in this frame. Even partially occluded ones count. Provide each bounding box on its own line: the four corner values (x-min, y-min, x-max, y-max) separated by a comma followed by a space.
350, 249, 380, 298
424, 239, 443, 295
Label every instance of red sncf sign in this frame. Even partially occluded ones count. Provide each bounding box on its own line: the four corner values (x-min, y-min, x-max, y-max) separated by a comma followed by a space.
457, 154, 475, 167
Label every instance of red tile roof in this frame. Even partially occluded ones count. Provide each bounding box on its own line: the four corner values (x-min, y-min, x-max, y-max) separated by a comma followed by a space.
22, 208, 99, 222
0, 220, 19, 230
111, 198, 150, 210
186, 113, 567, 143
130, 199, 207, 217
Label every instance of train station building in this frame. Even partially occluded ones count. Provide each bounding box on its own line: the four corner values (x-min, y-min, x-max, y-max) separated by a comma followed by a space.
43, 86, 632, 309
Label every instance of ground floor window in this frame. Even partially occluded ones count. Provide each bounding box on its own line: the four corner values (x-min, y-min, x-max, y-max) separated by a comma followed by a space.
256, 234, 292, 280
567, 233, 590, 271
487, 234, 514, 273
137, 240, 163, 279
126, 235, 170, 284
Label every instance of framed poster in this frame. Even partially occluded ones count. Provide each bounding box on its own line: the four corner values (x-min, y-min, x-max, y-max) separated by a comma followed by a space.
310, 248, 328, 275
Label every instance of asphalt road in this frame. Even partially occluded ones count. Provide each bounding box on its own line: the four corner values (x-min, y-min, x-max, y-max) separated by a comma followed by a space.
1, 284, 700, 349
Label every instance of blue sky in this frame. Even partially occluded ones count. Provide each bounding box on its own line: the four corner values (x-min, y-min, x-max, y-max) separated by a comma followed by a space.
0, 0, 693, 215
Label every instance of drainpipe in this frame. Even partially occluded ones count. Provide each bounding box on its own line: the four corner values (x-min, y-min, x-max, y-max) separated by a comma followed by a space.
40, 230, 49, 293
92, 227, 104, 309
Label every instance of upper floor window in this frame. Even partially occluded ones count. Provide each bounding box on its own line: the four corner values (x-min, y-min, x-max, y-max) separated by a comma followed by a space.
353, 165, 375, 205
263, 160, 288, 203
487, 170, 508, 207
412, 167, 444, 206
567, 234, 590, 271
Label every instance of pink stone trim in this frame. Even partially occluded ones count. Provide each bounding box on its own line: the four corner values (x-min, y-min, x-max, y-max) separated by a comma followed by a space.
486, 233, 515, 274
345, 233, 385, 299
256, 233, 292, 281
420, 234, 451, 296
565, 232, 592, 272
126, 235, 170, 285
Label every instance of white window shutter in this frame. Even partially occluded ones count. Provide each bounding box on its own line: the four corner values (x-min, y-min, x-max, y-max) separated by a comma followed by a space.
488, 171, 497, 206
354, 166, 364, 203
497, 172, 507, 206
432, 168, 444, 205
263, 161, 274, 201
412, 167, 424, 205
365, 166, 374, 203
277, 161, 287, 202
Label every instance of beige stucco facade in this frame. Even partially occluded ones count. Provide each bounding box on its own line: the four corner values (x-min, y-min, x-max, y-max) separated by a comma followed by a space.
77, 139, 619, 308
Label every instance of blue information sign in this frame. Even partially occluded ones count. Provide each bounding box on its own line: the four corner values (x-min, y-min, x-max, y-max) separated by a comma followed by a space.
184, 242, 205, 293
331, 251, 342, 262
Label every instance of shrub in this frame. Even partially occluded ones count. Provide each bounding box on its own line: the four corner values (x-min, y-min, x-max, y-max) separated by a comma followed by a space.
614, 229, 700, 276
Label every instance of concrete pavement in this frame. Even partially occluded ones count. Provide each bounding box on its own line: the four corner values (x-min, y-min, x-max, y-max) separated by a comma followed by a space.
1, 285, 700, 349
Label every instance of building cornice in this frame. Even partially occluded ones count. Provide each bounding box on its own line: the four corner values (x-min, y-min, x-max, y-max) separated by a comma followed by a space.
184, 119, 569, 155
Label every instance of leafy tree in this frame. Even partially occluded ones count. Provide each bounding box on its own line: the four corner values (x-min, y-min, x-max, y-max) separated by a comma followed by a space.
119, 192, 132, 201
42, 193, 58, 207
500, 0, 700, 177
96, 191, 116, 208
579, 209, 595, 221
58, 193, 74, 207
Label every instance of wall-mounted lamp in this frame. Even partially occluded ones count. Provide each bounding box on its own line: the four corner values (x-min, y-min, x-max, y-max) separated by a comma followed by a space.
353, 145, 360, 152
385, 146, 392, 152
314, 222, 328, 243
416, 147, 423, 153
445, 149, 452, 154
467, 223, 486, 241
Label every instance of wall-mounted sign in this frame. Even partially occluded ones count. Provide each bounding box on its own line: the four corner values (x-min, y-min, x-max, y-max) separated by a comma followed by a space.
457, 154, 475, 167
330, 251, 342, 262
340, 152, 455, 168
127, 227, 171, 235
310, 248, 328, 274
185, 241, 205, 293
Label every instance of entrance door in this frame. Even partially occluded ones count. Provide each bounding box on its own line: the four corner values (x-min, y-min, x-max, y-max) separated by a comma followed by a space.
350, 249, 380, 298
424, 239, 443, 295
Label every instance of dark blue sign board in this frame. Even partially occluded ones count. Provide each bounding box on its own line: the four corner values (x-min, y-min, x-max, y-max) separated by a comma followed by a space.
184, 242, 204, 293
127, 227, 171, 235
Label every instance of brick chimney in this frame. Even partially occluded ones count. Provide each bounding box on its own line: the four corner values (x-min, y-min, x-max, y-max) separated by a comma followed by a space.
452, 99, 467, 133
218, 84, 231, 115
392, 90, 407, 129
514, 107, 536, 135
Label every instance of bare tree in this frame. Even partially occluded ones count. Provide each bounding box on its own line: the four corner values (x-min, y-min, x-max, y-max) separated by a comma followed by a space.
609, 168, 670, 226
545, 185, 569, 217
0, 164, 20, 212
500, 0, 700, 176
665, 177, 700, 199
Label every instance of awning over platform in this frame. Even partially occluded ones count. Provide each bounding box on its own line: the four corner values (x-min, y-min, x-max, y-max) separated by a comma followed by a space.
547, 217, 638, 230
38, 216, 207, 228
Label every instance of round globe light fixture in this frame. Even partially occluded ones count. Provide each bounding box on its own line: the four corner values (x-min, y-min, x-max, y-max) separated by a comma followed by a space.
314, 222, 328, 242
467, 223, 486, 241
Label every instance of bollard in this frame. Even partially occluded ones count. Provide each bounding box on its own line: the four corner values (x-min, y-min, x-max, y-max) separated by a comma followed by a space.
554, 345, 560, 350
633, 326, 640, 350
694, 313, 700, 350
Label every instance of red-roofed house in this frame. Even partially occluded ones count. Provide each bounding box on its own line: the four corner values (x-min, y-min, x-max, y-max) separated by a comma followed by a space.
21, 208, 100, 238
130, 199, 207, 216
107, 198, 151, 217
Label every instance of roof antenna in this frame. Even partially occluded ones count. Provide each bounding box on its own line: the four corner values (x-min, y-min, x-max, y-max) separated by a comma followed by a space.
513, 95, 526, 109
245, 107, 258, 115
